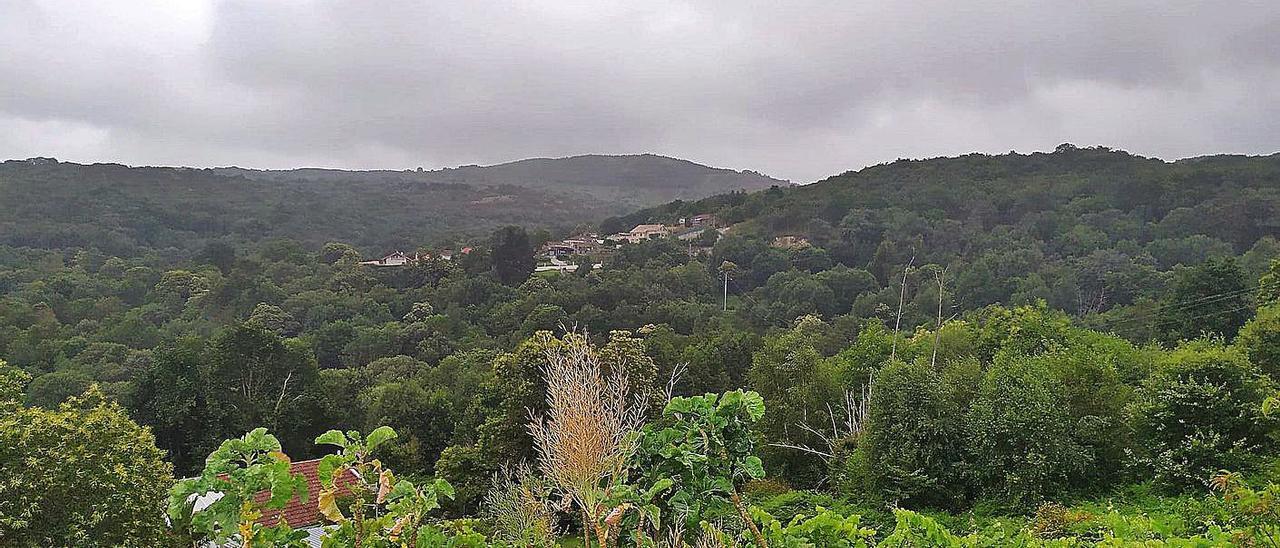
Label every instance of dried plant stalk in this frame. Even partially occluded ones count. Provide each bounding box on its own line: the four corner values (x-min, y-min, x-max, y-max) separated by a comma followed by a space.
527, 333, 644, 547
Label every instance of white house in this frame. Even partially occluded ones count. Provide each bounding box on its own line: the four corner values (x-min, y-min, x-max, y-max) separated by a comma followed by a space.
359, 251, 416, 267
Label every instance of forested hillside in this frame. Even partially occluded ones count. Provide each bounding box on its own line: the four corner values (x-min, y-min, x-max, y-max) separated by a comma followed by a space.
3, 145, 1280, 545
0, 154, 781, 255
615, 144, 1280, 341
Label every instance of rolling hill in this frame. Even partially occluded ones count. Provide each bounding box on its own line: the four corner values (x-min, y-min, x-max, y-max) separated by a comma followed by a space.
609, 145, 1280, 330
0, 154, 783, 255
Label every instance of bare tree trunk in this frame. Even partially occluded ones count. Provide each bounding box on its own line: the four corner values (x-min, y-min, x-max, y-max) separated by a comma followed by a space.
932, 266, 946, 368
731, 490, 768, 548
890, 254, 916, 362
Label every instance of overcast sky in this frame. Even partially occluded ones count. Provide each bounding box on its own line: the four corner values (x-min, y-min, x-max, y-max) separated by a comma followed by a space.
2, 1, 1278, 182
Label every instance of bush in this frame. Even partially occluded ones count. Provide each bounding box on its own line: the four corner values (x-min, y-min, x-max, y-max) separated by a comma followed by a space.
1, 386, 174, 547
965, 355, 1087, 505
1129, 340, 1273, 489
861, 360, 968, 507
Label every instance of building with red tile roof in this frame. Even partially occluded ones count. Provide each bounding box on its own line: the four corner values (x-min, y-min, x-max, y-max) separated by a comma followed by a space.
253, 458, 357, 529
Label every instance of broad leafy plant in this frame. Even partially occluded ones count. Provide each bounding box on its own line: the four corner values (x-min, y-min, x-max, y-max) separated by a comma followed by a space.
633, 390, 769, 546
313, 426, 457, 547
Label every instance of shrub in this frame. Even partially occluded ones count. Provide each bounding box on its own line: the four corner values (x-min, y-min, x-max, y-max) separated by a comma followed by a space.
862, 360, 968, 507
1, 386, 174, 547
965, 355, 1087, 506
1128, 340, 1272, 489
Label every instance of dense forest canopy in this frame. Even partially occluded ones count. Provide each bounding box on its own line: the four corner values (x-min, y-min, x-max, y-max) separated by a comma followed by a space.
0, 154, 780, 256
3, 144, 1280, 545
611, 145, 1280, 339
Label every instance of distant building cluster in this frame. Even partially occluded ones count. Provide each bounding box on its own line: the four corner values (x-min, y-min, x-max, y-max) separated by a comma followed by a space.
358, 247, 471, 267
604, 213, 722, 244
360, 213, 728, 274
533, 212, 727, 272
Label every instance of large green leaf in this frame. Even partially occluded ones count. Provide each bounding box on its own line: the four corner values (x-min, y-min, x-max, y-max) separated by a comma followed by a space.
742, 455, 766, 479
365, 425, 398, 450
314, 429, 348, 448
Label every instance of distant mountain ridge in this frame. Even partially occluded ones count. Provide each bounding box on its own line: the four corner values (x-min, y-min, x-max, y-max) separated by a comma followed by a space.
0, 153, 783, 255
212, 153, 785, 204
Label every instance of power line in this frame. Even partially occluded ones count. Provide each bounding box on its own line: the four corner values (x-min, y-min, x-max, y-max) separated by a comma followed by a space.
1092, 279, 1274, 330
1105, 301, 1258, 338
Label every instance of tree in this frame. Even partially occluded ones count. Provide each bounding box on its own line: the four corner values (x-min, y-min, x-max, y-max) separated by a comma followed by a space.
205, 323, 321, 455
1, 386, 174, 547
247, 302, 299, 337
1237, 302, 1280, 378
23, 369, 91, 408
0, 360, 31, 408
203, 241, 237, 273
130, 338, 223, 475
491, 226, 535, 286
320, 242, 360, 264
403, 300, 435, 323
1259, 259, 1280, 306
748, 316, 841, 484
1160, 258, 1251, 342
862, 360, 966, 507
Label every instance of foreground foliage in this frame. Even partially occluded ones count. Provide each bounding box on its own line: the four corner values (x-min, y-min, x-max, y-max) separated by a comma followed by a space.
0, 368, 173, 547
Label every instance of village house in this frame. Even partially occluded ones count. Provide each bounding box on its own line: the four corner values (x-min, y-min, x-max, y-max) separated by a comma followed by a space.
542, 234, 601, 257
360, 248, 472, 266
611, 224, 670, 243
689, 213, 718, 227
359, 251, 417, 267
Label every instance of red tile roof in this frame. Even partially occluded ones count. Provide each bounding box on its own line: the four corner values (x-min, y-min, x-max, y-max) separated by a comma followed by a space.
253, 458, 358, 528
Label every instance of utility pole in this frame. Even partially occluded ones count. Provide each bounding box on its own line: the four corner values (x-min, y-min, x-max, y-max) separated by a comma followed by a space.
718, 260, 737, 312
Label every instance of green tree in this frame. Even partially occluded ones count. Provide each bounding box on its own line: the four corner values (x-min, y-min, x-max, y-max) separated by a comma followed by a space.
1160, 258, 1252, 342
203, 241, 237, 273
23, 369, 91, 408
1259, 259, 1280, 306
205, 323, 321, 455
748, 315, 841, 484
247, 302, 299, 337
1129, 340, 1273, 489
0, 360, 31, 408
130, 338, 224, 475
1237, 302, 1280, 378
490, 226, 535, 286
862, 359, 966, 507
1, 386, 174, 547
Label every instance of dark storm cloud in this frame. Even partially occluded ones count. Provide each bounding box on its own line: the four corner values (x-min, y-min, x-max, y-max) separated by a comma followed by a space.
2, 0, 1278, 182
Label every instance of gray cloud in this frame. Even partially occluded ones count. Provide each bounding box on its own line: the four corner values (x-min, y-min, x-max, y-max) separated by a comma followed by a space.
1, 0, 1278, 182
